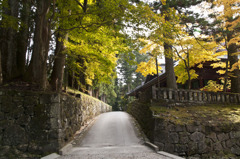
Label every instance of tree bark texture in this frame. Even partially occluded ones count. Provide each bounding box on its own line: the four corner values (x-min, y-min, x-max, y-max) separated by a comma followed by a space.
228, 43, 240, 93
27, 0, 52, 89
1, 0, 18, 82
0, 49, 2, 85
16, 0, 31, 77
164, 43, 178, 89
50, 33, 66, 92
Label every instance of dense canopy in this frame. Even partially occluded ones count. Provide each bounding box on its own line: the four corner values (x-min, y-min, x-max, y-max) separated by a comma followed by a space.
1, 0, 240, 109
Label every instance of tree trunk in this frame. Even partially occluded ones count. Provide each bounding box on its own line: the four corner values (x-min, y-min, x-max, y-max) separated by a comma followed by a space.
94, 89, 99, 98
0, 50, 2, 85
17, 0, 31, 78
26, 1, 52, 89
1, 0, 19, 82
50, 33, 66, 92
127, 83, 131, 93
223, 60, 229, 92
101, 94, 106, 103
187, 69, 191, 90
164, 43, 178, 89
228, 43, 240, 93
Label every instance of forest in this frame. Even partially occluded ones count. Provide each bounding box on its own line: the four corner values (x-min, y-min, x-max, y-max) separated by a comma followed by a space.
0, 0, 240, 110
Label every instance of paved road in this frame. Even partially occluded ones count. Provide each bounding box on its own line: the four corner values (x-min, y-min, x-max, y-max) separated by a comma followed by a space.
56, 112, 174, 159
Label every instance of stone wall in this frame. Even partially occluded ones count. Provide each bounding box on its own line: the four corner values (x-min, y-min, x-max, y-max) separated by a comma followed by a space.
59, 93, 111, 147
128, 99, 240, 158
154, 118, 240, 158
127, 100, 155, 141
0, 90, 111, 158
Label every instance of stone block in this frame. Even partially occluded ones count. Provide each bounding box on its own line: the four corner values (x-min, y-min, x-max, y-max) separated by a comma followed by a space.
12, 96, 24, 102
226, 139, 236, 148
24, 97, 39, 106
186, 125, 204, 133
50, 118, 59, 129
11, 106, 24, 119
50, 103, 60, 118
3, 125, 28, 146
176, 125, 185, 132
213, 142, 223, 152
237, 138, 240, 146
187, 142, 198, 156
164, 143, 174, 153
186, 125, 196, 133
179, 132, 190, 144
167, 124, 175, 132
230, 131, 240, 138
198, 141, 208, 154
204, 138, 213, 150
0, 111, 4, 120
217, 133, 229, 141
155, 130, 170, 143
221, 141, 228, 150
170, 132, 179, 143
174, 144, 187, 154
207, 132, 218, 142
17, 144, 29, 152
40, 95, 52, 104
16, 115, 31, 126
190, 132, 205, 142
231, 145, 240, 155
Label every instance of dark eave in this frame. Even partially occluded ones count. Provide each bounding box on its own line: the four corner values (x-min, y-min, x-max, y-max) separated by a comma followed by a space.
127, 73, 166, 96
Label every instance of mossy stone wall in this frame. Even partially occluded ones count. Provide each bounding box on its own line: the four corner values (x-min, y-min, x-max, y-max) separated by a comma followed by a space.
0, 90, 111, 158
154, 118, 240, 158
127, 100, 154, 141
128, 100, 240, 158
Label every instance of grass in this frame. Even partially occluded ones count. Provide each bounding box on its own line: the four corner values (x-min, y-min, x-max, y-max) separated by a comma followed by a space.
151, 105, 240, 125
64, 87, 106, 104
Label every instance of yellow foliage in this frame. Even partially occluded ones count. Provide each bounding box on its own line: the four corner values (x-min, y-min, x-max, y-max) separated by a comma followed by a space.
136, 58, 162, 77
161, 0, 166, 5
230, 60, 240, 72
197, 64, 203, 68
175, 69, 198, 84
217, 70, 226, 75
200, 80, 223, 92
211, 62, 226, 68
174, 33, 218, 85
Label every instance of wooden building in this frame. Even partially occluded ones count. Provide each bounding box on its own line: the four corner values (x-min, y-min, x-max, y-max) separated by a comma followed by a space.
127, 60, 224, 99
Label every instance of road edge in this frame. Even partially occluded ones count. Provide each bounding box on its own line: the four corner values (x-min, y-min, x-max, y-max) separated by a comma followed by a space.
128, 112, 185, 159
41, 113, 101, 158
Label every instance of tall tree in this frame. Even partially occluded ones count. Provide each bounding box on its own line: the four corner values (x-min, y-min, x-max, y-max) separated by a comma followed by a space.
211, 0, 240, 92
134, 0, 205, 89
17, 0, 31, 77
1, 0, 19, 82
26, 1, 54, 89
49, 32, 66, 92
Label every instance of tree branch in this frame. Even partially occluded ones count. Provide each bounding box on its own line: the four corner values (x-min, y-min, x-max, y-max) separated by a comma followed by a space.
74, 0, 84, 9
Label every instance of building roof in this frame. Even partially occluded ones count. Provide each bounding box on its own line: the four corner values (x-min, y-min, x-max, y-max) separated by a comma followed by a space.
127, 72, 166, 96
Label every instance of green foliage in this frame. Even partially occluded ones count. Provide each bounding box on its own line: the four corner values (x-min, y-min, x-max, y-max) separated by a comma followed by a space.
0, 0, 19, 30
55, 0, 131, 91
66, 26, 128, 87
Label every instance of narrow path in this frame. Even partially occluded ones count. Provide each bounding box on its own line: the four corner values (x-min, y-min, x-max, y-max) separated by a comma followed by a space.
56, 112, 173, 159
